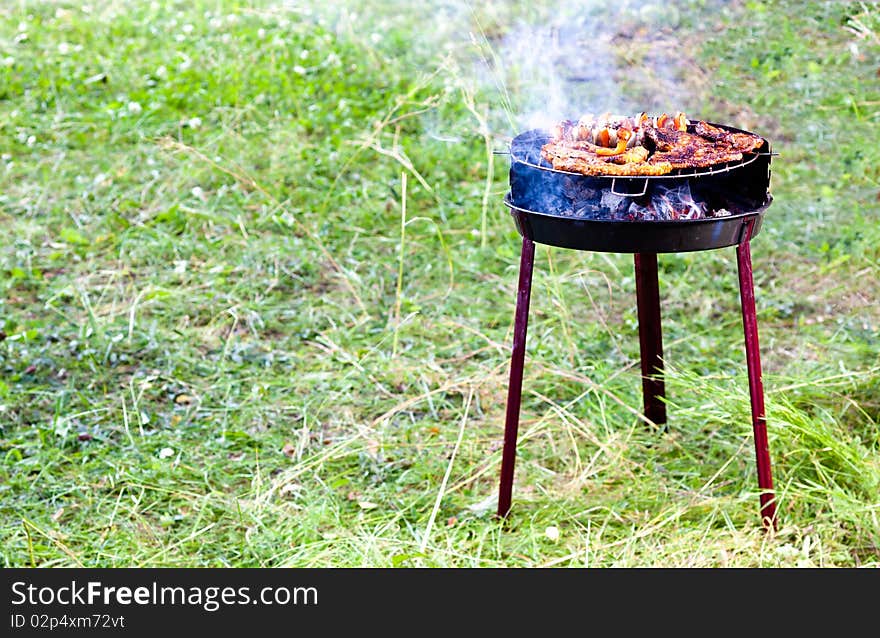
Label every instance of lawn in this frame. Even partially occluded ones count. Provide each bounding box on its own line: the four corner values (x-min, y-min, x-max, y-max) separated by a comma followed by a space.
1, 0, 878, 567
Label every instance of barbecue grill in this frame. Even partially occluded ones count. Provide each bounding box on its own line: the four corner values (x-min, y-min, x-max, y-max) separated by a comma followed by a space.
496, 120, 778, 529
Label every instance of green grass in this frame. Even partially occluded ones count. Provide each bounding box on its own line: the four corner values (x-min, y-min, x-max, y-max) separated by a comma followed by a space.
1, 0, 878, 567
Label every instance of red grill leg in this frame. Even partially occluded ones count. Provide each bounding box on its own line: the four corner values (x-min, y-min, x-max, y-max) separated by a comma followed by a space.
497, 237, 535, 519
634, 253, 667, 428
736, 233, 777, 531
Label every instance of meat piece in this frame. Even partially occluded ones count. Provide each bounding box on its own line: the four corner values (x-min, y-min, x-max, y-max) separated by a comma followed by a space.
694, 121, 764, 153
550, 155, 672, 176
645, 125, 750, 167
542, 143, 672, 176
644, 127, 706, 152
650, 147, 743, 169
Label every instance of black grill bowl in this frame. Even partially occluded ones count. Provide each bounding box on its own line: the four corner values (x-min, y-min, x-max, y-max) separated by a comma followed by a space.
506, 193, 769, 253
507, 122, 772, 253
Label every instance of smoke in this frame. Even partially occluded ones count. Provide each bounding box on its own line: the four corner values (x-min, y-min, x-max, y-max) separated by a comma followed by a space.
474, 0, 701, 133
282, 0, 707, 138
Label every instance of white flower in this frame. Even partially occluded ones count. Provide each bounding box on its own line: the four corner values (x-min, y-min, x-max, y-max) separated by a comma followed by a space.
257, 28, 266, 38
58, 42, 70, 55
159, 447, 174, 459
126, 101, 143, 114
293, 65, 306, 75
186, 116, 202, 129
300, 50, 309, 59
26, 135, 36, 147
191, 186, 205, 200
155, 65, 168, 79
182, 23, 194, 34
545, 526, 560, 541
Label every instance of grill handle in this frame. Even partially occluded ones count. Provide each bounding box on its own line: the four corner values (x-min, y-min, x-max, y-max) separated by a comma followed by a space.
611, 178, 649, 197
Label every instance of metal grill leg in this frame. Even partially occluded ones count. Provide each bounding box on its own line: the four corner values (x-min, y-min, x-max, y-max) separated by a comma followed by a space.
635, 253, 667, 428
497, 237, 535, 519
736, 236, 777, 531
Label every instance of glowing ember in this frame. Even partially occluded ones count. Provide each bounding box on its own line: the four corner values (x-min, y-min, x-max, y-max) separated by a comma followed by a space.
628, 184, 708, 221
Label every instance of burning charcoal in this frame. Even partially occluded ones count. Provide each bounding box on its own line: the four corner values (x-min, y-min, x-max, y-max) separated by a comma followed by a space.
599, 190, 631, 216
628, 202, 662, 221
678, 194, 708, 219
612, 206, 639, 221
649, 183, 709, 220
573, 202, 604, 219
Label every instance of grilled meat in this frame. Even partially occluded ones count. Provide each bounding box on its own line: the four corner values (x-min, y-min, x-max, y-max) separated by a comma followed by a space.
649, 147, 743, 169
541, 143, 671, 176
643, 126, 704, 152
693, 120, 764, 153
540, 112, 765, 177
644, 126, 745, 168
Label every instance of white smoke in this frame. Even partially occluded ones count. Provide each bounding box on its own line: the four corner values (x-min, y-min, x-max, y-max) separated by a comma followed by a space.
472, 0, 700, 133
282, 0, 704, 136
